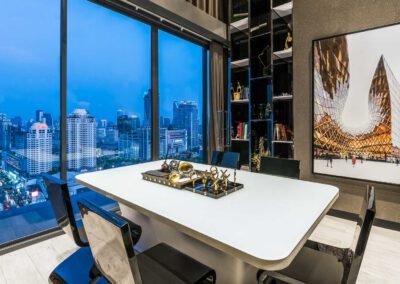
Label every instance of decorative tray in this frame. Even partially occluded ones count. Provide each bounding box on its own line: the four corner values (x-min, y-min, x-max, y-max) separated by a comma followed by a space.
141, 161, 244, 199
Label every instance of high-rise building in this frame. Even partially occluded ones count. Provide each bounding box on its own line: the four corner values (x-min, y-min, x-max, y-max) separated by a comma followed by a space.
117, 115, 141, 160
159, 128, 187, 157
100, 119, 107, 128
117, 109, 124, 118
137, 127, 151, 161
172, 101, 199, 149
26, 123, 52, 176
144, 90, 151, 127
35, 110, 44, 123
0, 113, 11, 150
43, 113, 53, 128
67, 109, 96, 171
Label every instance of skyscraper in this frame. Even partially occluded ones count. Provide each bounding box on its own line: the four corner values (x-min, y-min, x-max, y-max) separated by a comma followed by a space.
172, 101, 199, 149
43, 113, 53, 128
117, 109, 124, 118
0, 113, 11, 150
35, 110, 44, 122
117, 115, 141, 160
67, 109, 96, 171
144, 89, 151, 127
26, 122, 52, 176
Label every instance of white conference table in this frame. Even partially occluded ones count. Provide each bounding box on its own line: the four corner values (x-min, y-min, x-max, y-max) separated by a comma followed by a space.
76, 161, 338, 283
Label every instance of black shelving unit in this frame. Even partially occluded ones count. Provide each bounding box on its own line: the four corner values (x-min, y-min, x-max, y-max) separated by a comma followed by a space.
229, 0, 250, 168
271, 0, 294, 159
229, 0, 294, 170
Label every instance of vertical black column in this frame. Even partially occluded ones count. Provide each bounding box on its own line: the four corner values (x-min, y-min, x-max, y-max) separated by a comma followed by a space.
151, 27, 159, 161
202, 47, 208, 163
60, 0, 67, 180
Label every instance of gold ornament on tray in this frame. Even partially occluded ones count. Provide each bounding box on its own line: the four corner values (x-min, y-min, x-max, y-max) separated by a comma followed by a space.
179, 162, 194, 176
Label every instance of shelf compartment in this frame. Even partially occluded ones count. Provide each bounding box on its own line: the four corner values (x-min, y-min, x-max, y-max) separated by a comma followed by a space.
231, 58, 249, 69
231, 17, 249, 33
273, 47, 292, 60
231, 99, 249, 104
272, 1, 293, 19
273, 95, 293, 101
272, 140, 294, 144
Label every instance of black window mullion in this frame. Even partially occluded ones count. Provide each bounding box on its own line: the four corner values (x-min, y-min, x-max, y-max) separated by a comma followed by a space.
60, 0, 67, 180
151, 27, 159, 160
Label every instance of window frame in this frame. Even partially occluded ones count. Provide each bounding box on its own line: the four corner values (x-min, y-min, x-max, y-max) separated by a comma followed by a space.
0, 0, 210, 250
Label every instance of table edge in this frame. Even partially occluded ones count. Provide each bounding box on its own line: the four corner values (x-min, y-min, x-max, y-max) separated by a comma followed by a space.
76, 175, 339, 271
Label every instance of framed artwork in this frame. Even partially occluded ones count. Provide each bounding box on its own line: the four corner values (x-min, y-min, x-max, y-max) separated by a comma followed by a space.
312, 24, 400, 185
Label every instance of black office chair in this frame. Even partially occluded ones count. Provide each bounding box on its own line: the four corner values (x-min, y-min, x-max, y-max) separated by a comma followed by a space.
211, 150, 223, 166
43, 174, 141, 283
78, 198, 217, 284
220, 151, 240, 169
257, 185, 376, 284
259, 157, 300, 179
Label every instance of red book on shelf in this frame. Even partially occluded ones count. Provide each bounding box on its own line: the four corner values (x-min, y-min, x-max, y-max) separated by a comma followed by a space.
238, 122, 243, 139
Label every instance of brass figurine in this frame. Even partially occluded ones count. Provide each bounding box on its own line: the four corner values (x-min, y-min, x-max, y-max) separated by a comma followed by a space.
285, 31, 293, 50
212, 178, 219, 193
251, 137, 270, 172
220, 169, 230, 191
169, 160, 180, 172
202, 171, 208, 190
190, 171, 197, 188
161, 146, 170, 172
168, 170, 180, 185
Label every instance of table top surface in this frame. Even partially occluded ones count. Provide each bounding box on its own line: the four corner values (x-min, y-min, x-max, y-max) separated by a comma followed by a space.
76, 160, 338, 270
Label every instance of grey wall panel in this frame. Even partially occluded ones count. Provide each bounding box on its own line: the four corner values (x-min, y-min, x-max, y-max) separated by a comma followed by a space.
293, 0, 400, 222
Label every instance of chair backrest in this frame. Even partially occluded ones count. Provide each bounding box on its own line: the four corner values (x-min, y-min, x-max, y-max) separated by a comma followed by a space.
78, 199, 141, 284
210, 150, 223, 166
220, 151, 240, 169
259, 157, 300, 179
42, 174, 87, 247
354, 185, 376, 256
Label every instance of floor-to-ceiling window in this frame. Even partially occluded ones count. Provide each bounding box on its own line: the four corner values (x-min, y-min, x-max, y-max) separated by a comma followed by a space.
0, 0, 209, 247
158, 31, 205, 162
67, 0, 151, 200
0, 0, 60, 244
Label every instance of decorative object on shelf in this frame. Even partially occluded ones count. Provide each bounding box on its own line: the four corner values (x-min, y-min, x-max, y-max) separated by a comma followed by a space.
142, 162, 243, 199
233, 82, 242, 101
242, 87, 249, 100
284, 31, 293, 50
236, 122, 248, 139
251, 137, 271, 171
265, 103, 272, 119
258, 45, 272, 75
274, 123, 293, 141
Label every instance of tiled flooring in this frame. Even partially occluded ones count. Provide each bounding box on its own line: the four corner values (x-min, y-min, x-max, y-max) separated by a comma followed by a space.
0, 217, 399, 283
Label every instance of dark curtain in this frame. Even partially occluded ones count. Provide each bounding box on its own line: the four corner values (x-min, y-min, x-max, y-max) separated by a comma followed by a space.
209, 41, 226, 162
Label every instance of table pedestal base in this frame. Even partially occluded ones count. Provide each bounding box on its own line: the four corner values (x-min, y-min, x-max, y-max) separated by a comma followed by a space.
120, 203, 258, 284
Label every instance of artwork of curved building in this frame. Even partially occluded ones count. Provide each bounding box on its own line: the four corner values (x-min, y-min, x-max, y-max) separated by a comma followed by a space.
314, 36, 400, 159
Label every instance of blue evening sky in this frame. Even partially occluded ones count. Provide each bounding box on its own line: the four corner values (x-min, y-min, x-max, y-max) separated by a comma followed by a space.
0, 0, 203, 124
